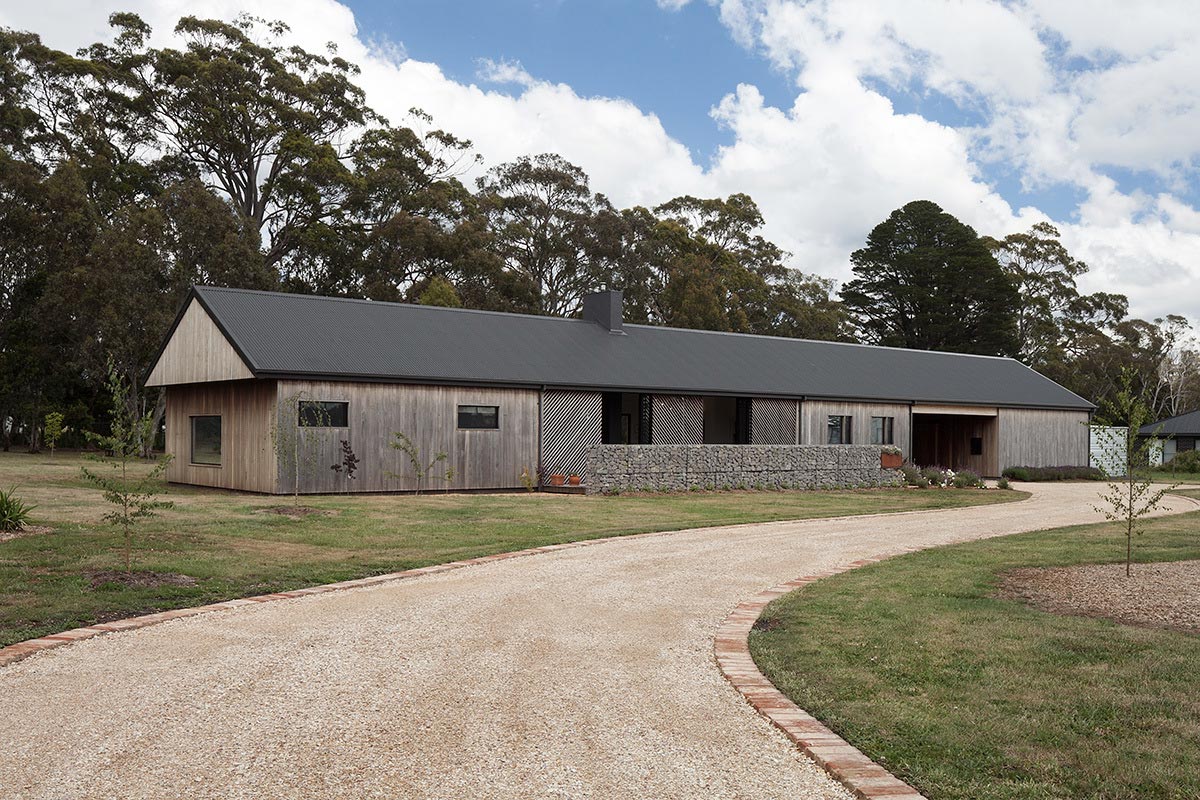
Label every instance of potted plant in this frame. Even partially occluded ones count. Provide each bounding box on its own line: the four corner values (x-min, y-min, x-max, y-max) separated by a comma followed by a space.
549, 474, 566, 486
880, 446, 903, 469
567, 474, 581, 486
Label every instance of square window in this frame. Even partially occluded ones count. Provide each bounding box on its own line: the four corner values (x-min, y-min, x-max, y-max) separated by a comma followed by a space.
827, 415, 852, 445
191, 416, 221, 466
970, 436, 983, 456
299, 401, 349, 427
458, 405, 499, 430
870, 416, 894, 445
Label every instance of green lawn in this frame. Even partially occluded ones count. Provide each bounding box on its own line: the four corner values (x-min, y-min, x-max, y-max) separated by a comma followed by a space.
750, 507, 1200, 800
0, 450, 1020, 648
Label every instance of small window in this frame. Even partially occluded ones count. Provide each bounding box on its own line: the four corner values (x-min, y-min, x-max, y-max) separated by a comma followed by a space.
191, 416, 221, 466
970, 436, 983, 456
870, 416, 894, 445
299, 400, 349, 427
458, 405, 499, 430
827, 415, 852, 445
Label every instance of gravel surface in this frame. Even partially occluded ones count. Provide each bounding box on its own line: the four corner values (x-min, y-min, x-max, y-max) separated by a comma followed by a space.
2, 484, 1197, 800
999, 559, 1200, 634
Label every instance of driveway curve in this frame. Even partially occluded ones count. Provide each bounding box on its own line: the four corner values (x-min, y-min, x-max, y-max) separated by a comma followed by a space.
3, 484, 1197, 800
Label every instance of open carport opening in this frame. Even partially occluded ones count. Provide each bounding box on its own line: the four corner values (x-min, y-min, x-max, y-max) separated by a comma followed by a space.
911, 407, 999, 476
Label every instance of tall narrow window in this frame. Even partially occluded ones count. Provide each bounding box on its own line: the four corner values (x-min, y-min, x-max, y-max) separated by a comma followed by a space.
191, 415, 222, 466
827, 415, 852, 445
870, 416, 894, 445
458, 405, 499, 430
299, 400, 349, 427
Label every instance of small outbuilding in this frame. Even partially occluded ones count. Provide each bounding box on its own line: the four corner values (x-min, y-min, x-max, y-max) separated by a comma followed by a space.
146, 286, 1095, 493
1139, 410, 1200, 464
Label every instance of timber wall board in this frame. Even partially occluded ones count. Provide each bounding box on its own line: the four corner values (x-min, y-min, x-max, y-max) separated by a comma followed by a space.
164, 380, 277, 493
146, 300, 253, 387
277, 380, 539, 493
800, 400, 912, 456
997, 408, 1090, 469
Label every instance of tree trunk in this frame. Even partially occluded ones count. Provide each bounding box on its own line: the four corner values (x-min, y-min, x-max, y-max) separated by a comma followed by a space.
143, 390, 166, 458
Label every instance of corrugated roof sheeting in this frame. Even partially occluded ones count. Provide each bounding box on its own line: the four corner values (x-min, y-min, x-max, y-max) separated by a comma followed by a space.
192, 286, 1094, 410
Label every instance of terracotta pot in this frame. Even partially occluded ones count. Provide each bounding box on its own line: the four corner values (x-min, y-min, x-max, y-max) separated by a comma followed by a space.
567, 475, 582, 486
881, 452, 903, 469
549, 474, 566, 486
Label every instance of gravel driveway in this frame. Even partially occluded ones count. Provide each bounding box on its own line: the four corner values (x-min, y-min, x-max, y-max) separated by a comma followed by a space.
2, 484, 1197, 800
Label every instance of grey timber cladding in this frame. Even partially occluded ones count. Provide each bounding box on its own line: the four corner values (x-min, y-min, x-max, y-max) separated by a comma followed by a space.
800, 400, 912, 451
651, 395, 704, 444
276, 380, 538, 493
997, 408, 1090, 468
750, 398, 799, 445
189, 287, 1093, 410
541, 390, 602, 478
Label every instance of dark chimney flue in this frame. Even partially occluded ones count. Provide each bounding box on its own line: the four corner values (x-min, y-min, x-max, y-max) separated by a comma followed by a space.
581, 289, 624, 334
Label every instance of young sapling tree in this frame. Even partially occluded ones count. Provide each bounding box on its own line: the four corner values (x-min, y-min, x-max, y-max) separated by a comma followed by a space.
271, 392, 332, 509
44, 411, 64, 457
79, 360, 173, 574
387, 431, 450, 494
330, 439, 360, 493
1092, 369, 1179, 577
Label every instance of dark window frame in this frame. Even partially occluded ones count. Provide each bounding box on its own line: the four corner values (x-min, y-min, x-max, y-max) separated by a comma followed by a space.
870, 416, 895, 445
190, 415, 222, 467
970, 436, 984, 456
457, 404, 500, 430
827, 415, 853, 445
298, 400, 349, 428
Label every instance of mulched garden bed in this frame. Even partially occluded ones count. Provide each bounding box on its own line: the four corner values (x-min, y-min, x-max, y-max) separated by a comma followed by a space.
997, 559, 1200, 635
252, 506, 337, 520
86, 570, 198, 590
0, 525, 53, 543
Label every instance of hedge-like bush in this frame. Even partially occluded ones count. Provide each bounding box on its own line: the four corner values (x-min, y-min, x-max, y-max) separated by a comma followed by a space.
1158, 449, 1200, 473
952, 469, 983, 488
1001, 465, 1104, 482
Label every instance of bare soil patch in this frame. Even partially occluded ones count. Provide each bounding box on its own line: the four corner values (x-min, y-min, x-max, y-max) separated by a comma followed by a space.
0, 524, 53, 543
252, 506, 336, 520
997, 560, 1200, 634
86, 570, 198, 590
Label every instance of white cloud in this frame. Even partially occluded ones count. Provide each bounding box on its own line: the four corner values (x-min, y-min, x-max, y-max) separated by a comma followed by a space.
3, 0, 1198, 325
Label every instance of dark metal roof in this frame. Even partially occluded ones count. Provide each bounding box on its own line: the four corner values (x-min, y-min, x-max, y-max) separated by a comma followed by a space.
187, 286, 1094, 410
1140, 409, 1200, 436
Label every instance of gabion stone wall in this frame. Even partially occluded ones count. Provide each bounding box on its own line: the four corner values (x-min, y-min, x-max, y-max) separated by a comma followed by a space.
583, 444, 902, 494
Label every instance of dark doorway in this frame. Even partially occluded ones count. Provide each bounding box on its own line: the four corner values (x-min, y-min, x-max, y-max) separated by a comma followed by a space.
912, 414, 998, 475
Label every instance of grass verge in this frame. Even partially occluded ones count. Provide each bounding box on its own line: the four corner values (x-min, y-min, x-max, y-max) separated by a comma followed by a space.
0, 451, 1021, 647
750, 506, 1200, 800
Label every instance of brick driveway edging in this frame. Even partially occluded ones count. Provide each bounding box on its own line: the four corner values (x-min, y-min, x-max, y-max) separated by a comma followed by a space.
714, 541, 980, 800
714, 490, 1200, 800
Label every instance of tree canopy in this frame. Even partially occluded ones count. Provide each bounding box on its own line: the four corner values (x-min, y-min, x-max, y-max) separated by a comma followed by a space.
0, 13, 1195, 451
840, 200, 1020, 356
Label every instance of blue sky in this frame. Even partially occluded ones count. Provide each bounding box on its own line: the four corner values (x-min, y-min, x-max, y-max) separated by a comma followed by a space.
348, 0, 795, 164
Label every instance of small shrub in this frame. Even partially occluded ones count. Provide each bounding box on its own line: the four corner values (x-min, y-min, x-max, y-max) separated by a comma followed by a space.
996, 476, 1012, 490
1001, 465, 1103, 482
519, 466, 536, 492
1160, 449, 1200, 473
901, 464, 928, 487
920, 466, 953, 487
0, 486, 35, 532
952, 469, 983, 488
